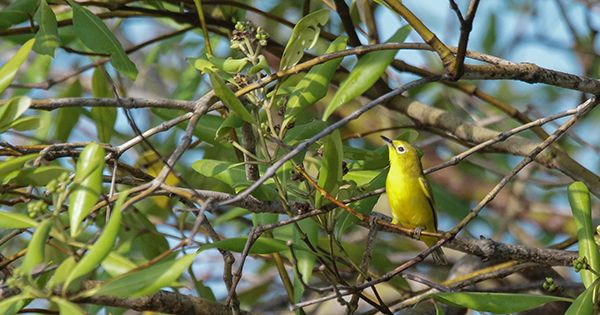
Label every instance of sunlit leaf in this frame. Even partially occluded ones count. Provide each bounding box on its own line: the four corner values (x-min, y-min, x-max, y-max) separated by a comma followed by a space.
0, 211, 38, 229
280, 9, 329, 69
434, 292, 572, 313
21, 219, 52, 275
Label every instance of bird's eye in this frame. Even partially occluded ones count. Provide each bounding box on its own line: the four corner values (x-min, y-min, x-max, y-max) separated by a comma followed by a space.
396, 146, 406, 154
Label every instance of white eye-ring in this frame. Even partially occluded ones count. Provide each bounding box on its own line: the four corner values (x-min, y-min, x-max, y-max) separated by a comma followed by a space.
396, 146, 406, 154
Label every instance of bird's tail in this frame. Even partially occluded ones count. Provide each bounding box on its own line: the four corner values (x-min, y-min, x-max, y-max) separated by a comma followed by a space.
431, 247, 448, 265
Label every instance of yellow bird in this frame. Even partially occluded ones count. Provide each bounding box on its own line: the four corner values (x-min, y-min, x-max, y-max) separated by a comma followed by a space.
381, 136, 447, 265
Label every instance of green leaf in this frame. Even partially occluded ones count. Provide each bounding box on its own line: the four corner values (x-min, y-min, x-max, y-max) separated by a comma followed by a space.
33, 0, 60, 56
280, 9, 329, 69
0, 39, 35, 95
46, 256, 76, 289
92, 254, 197, 297
6, 116, 39, 131
336, 169, 387, 237
565, 281, 598, 315
90, 67, 116, 143
315, 129, 343, 208
0, 153, 37, 176
209, 73, 254, 123
215, 112, 244, 141
293, 218, 318, 303
0, 211, 38, 229
434, 292, 572, 313
51, 297, 84, 315
198, 237, 288, 254
21, 219, 52, 275
0, 96, 32, 131
65, 190, 130, 289
68, 143, 105, 238
0, 294, 27, 315
282, 36, 347, 129
322, 25, 412, 120
53, 80, 84, 142
67, 0, 137, 79
101, 252, 137, 277
568, 182, 600, 288
482, 13, 497, 54
0, 0, 39, 30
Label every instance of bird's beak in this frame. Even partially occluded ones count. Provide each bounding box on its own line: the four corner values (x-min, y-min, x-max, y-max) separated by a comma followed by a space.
380, 135, 394, 148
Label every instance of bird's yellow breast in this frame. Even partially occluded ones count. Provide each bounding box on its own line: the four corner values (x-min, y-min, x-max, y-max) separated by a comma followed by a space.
386, 172, 436, 232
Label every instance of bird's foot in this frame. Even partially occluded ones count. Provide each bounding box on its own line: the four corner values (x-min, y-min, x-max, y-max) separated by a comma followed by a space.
413, 226, 424, 240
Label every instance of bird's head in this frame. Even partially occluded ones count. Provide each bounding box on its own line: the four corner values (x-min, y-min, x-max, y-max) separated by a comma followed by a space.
380, 135, 420, 166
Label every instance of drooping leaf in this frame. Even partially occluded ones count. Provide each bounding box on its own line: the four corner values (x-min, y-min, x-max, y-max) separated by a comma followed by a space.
68, 143, 105, 237
0, 39, 35, 95
90, 67, 116, 143
434, 292, 572, 313
33, 0, 60, 56
53, 80, 84, 142
46, 256, 77, 289
101, 252, 137, 277
280, 9, 330, 69
208, 73, 254, 123
315, 129, 343, 208
65, 190, 130, 289
282, 36, 347, 129
292, 218, 319, 303
568, 182, 600, 288
322, 25, 412, 120
0, 211, 38, 229
12, 165, 69, 186
67, 0, 137, 79
198, 237, 288, 254
21, 219, 52, 275
91, 254, 197, 297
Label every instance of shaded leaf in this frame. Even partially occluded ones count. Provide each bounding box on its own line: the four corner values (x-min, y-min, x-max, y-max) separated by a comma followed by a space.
209, 73, 254, 123
51, 297, 84, 315
67, 0, 137, 79
90, 67, 116, 142
33, 0, 60, 56
315, 129, 343, 207
0, 0, 39, 30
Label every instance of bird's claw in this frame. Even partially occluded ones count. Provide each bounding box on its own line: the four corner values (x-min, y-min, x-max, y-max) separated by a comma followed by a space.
413, 226, 424, 240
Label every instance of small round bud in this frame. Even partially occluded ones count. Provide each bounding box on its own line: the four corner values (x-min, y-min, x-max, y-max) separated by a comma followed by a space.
286, 240, 293, 246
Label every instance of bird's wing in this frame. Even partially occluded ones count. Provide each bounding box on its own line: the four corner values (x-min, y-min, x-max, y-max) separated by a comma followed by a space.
418, 175, 438, 229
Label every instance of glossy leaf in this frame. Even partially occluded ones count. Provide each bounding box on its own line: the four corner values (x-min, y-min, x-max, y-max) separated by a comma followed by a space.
209, 73, 254, 123
0, 96, 32, 132
92, 254, 197, 297
21, 219, 52, 275
565, 281, 597, 315
67, 0, 137, 79
6, 116, 40, 131
315, 129, 343, 207
322, 25, 411, 119
0, 294, 27, 315
68, 143, 105, 237
0, 153, 37, 176
568, 182, 600, 287
33, 0, 60, 56
280, 9, 329, 69
90, 67, 116, 143
282, 36, 347, 129
65, 190, 130, 288
0, 211, 38, 229
434, 292, 572, 313
0, 39, 35, 95
51, 297, 84, 315
198, 237, 288, 254
0, 0, 39, 29
101, 252, 137, 277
